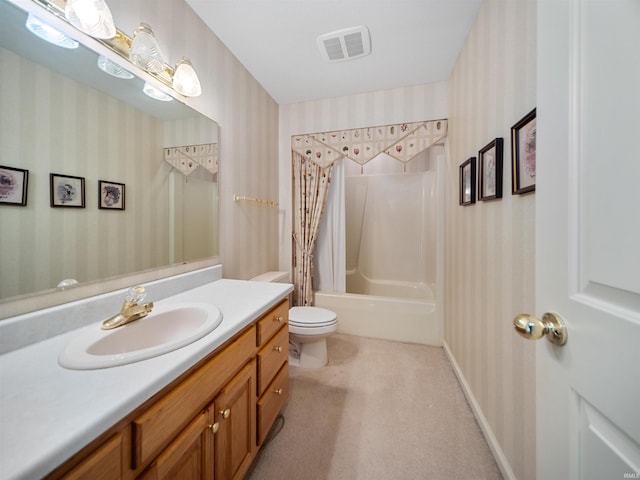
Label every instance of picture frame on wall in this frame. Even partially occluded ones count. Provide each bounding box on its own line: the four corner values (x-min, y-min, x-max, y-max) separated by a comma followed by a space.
459, 157, 476, 206
98, 180, 125, 210
0, 166, 29, 206
511, 108, 536, 194
478, 138, 503, 201
50, 173, 85, 208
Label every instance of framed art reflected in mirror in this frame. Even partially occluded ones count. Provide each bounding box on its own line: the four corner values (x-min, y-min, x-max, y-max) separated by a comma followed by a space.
0, 166, 28, 206
50, 173, 85, 208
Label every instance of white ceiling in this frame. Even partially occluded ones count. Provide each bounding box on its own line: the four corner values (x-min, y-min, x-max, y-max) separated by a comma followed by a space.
185, 0, 483, 105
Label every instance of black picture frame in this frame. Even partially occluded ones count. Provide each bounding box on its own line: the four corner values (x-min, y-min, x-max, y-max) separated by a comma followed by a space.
98, 180, 125, 210
459, 157, 476, 206
50, 173, 85, 208
478, 138, 503, 201
511, 108, 536, 194
0, 166, 29, 206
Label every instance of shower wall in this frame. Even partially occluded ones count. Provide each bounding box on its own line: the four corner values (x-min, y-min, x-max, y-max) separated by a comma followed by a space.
345, 149, 437, 300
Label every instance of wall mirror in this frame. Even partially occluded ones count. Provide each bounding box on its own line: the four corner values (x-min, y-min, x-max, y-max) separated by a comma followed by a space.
0, 0, 219, 316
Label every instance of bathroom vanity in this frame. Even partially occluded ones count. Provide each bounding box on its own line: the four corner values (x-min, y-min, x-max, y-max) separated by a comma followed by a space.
0, 279, 292, 479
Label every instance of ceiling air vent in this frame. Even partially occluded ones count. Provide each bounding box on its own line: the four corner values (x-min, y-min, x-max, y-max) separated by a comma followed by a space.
317, 26, 371, 62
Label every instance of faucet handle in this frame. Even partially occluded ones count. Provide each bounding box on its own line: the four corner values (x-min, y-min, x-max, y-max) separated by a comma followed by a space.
125, 285, 146, 304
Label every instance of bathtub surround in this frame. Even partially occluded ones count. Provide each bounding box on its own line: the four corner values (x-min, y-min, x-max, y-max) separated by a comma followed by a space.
246, 334, 502, 479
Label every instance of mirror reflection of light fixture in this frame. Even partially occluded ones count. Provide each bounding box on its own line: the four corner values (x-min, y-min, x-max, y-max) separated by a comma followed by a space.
64, 0, 116, 39
172, 57, 202, 97
25, 13, 79, 49
143, 82, 172, 102
129, 23, 165, 74
97, 55, 134, 79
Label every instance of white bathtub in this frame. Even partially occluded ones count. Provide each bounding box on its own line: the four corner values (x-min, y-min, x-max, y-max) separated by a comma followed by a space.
313, 290, 442, 346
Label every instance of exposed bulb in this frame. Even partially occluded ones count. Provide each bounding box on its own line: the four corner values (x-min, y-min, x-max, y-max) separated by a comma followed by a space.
25, 14, 79, 49
129, 23, 165, 74
143, 82, 172, 102
173, 57, 202, 97
97, 55, 134, 79
64, 0, 116, 39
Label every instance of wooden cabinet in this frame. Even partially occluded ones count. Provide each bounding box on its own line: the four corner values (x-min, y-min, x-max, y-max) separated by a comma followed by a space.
139, 408, 214, 480
256, 301, 289, 445
214, 360, 256, 480
50, 299, 290, 480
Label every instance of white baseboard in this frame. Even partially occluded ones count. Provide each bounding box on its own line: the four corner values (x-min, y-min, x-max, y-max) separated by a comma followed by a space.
443, 341, 517, 480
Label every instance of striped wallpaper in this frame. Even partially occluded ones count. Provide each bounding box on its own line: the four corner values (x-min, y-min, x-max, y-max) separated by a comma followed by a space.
2, 0, 280, 315
446, 1, 537, 479
1, 48, 170, 298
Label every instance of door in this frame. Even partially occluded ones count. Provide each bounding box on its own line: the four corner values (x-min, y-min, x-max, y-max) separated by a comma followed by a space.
535, 0, 640, 478
214, 360, 256, 480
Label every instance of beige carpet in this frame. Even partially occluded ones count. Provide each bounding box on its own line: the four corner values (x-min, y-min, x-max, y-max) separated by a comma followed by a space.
246, 334, 503, 480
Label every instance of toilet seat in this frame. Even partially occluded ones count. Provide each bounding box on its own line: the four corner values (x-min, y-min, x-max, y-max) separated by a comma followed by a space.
288, 306, 337, 328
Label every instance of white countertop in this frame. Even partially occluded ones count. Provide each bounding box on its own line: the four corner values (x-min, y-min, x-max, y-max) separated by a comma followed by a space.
0, 279, 292, 480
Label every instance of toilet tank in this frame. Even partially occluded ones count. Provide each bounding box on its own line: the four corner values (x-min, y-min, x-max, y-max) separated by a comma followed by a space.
250, 271, 289, 283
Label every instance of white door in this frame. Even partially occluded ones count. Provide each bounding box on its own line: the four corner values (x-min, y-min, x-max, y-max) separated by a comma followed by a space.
534, 0, 640, 478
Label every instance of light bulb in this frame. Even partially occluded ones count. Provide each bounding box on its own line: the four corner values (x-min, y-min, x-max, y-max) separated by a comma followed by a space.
64, 0, 116, 39
25, 14, 79, 49
172, 57, 202, 97
143, 82, 172, 102
97, 55, 134, 79
129, 23, 165, 74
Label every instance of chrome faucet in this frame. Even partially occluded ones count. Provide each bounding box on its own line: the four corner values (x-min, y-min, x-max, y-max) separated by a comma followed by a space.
101, 285, 154, 330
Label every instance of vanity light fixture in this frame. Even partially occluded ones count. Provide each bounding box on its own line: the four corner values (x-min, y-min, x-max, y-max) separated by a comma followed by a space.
143, 82, 172, 102
25, 13, 79, 49
64, 0, 116, 39
97, 55, 134, 79
129, 23, 166, 74
172, 57, 202, 97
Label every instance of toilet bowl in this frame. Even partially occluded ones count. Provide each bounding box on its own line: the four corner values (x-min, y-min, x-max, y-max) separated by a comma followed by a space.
249, 271, 338, 368
288, 306, 337, 368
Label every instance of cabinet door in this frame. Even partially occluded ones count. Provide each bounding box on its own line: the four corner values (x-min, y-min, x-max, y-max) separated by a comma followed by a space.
214, 360, 256, 480
140, 407, 214, 480
63, 434, 122, 480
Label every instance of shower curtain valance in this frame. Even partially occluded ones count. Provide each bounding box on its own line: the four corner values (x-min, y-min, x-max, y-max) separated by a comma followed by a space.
291, 119, 447, 167
164, 142, 218, 175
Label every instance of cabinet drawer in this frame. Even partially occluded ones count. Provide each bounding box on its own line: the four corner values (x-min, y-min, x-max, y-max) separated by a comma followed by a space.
256, 300, 288, 347
257, 363, 289, 445
257, 326, 288, 396
132, 326, 256, 470
63, 433, 122, 480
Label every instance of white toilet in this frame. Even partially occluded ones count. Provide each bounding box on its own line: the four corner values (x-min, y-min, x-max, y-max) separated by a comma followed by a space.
250, 271, 338, 368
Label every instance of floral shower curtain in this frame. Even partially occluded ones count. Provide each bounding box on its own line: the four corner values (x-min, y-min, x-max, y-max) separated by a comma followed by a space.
292, 150, 338, 306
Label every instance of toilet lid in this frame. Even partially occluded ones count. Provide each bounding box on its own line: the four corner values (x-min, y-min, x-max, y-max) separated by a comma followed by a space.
289, 306, 337, 327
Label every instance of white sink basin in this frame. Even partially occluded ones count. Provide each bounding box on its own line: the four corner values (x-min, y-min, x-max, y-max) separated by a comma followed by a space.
58, 302, 223, 370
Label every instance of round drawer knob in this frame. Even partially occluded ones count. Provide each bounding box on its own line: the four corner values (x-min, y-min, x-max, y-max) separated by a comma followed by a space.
274, 388, 283, 395
209, 422, 220, 434
273, 345, 283, 353
219, 408, 231, 419
273, 315, 283, 323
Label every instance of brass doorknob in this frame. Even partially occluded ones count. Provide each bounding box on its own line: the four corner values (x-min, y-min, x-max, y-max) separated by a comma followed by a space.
219, 408, 231, 419
513, 312, 568, 345
209, 422, 219, 434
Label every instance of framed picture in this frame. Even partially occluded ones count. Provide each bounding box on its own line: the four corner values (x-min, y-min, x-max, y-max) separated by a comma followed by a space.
511, 108, 536, 194
478, 138, 503, 201
98, 180, 125, 210
50, 173, 85, 208
0, 166, 29, 206
459, 157, 476, 206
